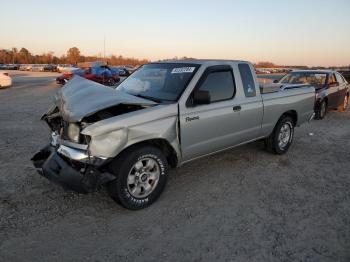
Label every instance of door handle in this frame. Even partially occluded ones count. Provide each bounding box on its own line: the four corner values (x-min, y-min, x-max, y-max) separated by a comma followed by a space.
232, 105, 241, 112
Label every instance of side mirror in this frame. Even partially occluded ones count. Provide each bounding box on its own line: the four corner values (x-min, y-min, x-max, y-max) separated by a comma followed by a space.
193, 90, 210, 105
273, 79, 279, 83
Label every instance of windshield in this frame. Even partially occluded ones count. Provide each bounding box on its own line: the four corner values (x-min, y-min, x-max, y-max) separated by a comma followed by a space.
116, 63, 199, 102
280, 72, 327, 86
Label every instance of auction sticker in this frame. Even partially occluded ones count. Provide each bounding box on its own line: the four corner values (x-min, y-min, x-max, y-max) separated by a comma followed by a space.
171, 67, 196, 74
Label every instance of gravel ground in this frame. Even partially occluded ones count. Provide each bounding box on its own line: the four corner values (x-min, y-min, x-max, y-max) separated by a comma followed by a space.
0, 71, 349, 262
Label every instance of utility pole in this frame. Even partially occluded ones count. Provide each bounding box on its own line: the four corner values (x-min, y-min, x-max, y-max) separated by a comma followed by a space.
12, 48, 15, 64
103, 35, 106, 62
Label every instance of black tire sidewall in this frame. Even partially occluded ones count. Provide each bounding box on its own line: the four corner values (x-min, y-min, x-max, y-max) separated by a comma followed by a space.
109, 147, 168, 210
317, 100, 327, 119
273, 117, 294, 154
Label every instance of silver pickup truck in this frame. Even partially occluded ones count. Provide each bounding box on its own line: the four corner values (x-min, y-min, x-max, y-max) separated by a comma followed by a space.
32, 60, 315, 209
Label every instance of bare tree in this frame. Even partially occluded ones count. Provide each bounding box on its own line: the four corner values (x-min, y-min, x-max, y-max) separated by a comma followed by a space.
66, 47, 81, 65
11, 47, 18, 64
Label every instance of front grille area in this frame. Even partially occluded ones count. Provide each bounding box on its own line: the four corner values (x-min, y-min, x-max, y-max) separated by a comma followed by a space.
60, 121, 70, 141
44, 107, 88, 145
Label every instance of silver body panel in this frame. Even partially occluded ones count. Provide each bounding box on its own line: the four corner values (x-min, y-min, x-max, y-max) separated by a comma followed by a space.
51, 60, 315, 166
56, 76, 156, 122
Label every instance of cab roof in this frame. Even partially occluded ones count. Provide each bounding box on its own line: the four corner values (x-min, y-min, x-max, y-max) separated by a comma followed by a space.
150, 59, 249, 65
291, 69, 337, 74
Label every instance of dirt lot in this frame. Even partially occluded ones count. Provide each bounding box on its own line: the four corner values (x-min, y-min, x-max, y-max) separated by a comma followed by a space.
0, 71, 349, 262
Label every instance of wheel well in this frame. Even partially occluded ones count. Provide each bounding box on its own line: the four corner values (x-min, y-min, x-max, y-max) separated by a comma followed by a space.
115, 139, 178, 168
281, 110, 298, 126
317, 96, 328, 106
324, 97, 328, 105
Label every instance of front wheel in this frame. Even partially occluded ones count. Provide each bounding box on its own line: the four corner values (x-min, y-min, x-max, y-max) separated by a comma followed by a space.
315, 100, 327, 120
265, 116, 294, 154
108, 146, 169, 210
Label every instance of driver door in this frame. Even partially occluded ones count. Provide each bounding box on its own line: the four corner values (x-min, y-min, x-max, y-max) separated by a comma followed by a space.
179, 65, 241, 161
327, 73, 340, 107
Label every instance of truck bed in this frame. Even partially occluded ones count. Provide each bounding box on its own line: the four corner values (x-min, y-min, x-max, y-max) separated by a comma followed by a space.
260, 84, 315, 136
260, 83, 312, 94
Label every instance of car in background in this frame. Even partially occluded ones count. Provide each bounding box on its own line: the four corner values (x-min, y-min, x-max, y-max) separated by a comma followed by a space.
57, 64, 76, 73
56, 61, 120, 86
111, 66, 131, 77
19, 64, 28, 71
339, 70, 350, 82
8, 64, 20, 70
0, 71, 12, 88
42, 64, 57, 72
256, 69, 271, 74
19, 64, 33, 71
277, 70, 349, 119
0, 64, 19, 70
31, 64, 45, 72
24, 64, 33, 71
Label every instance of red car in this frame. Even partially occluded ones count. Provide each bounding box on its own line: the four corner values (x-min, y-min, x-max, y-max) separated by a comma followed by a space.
56, 62, 120, 86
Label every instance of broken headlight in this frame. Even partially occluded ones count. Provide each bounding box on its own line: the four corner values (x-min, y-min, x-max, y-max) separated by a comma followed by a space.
67, 123, 80, 143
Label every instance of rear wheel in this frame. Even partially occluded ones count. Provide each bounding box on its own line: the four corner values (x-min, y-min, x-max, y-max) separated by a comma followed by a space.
315, 100, 327, 120
265, 116, 294, 154
108, 146, 168, 210
338, 94, 349, 112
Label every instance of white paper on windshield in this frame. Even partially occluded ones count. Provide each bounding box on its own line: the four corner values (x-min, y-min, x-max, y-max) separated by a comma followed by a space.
171, 67, 196, 74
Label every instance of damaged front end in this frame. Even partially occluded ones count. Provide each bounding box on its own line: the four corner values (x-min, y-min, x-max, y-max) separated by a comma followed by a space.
31, 117, 116, 193
32, 145, 115, 193
31, 76, 157, 193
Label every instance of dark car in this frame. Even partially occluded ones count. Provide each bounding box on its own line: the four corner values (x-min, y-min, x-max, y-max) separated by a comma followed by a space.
43, 64, 57, 72
56, 62, 120, 86
111, 67, 131, 77
277, 70, 349, 119
338, 70, 350, 82
0, 64, 19, 70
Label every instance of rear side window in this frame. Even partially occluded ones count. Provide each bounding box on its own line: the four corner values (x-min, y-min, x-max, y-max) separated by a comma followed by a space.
335, 73, 344, 84
198, 70, 235, 102
238, 63, 256, 97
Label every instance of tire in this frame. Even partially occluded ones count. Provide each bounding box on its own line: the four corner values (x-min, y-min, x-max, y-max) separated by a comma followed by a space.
315, 100, 327, 120
265, 116, 294, 155
108, 146, 169, 210
337, 94, 349, 112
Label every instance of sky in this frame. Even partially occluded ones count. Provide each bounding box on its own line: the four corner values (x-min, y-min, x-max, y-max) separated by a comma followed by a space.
1, 0, 350, 66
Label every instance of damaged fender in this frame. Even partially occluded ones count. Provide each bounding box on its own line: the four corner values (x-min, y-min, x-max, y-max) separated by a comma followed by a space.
81, 104, 181, 161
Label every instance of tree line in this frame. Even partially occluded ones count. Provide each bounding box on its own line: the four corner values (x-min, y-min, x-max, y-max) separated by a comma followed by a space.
1, 48, 348, 69
0, 47, 149, 66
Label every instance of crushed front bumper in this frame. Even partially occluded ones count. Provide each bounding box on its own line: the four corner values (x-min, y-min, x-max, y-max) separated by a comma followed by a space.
31, 145, 115, 193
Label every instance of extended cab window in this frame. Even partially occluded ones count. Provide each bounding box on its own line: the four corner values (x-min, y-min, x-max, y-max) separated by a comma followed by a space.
335, 73, 344, 84
238, 63, 256, 97
198, 70, 235, 102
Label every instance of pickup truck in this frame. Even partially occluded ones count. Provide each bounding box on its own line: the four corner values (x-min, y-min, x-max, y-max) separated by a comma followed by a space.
32, 60, 315, 210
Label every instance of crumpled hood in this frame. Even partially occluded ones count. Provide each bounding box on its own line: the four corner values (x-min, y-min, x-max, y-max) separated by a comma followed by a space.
55, 76, 156, 122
